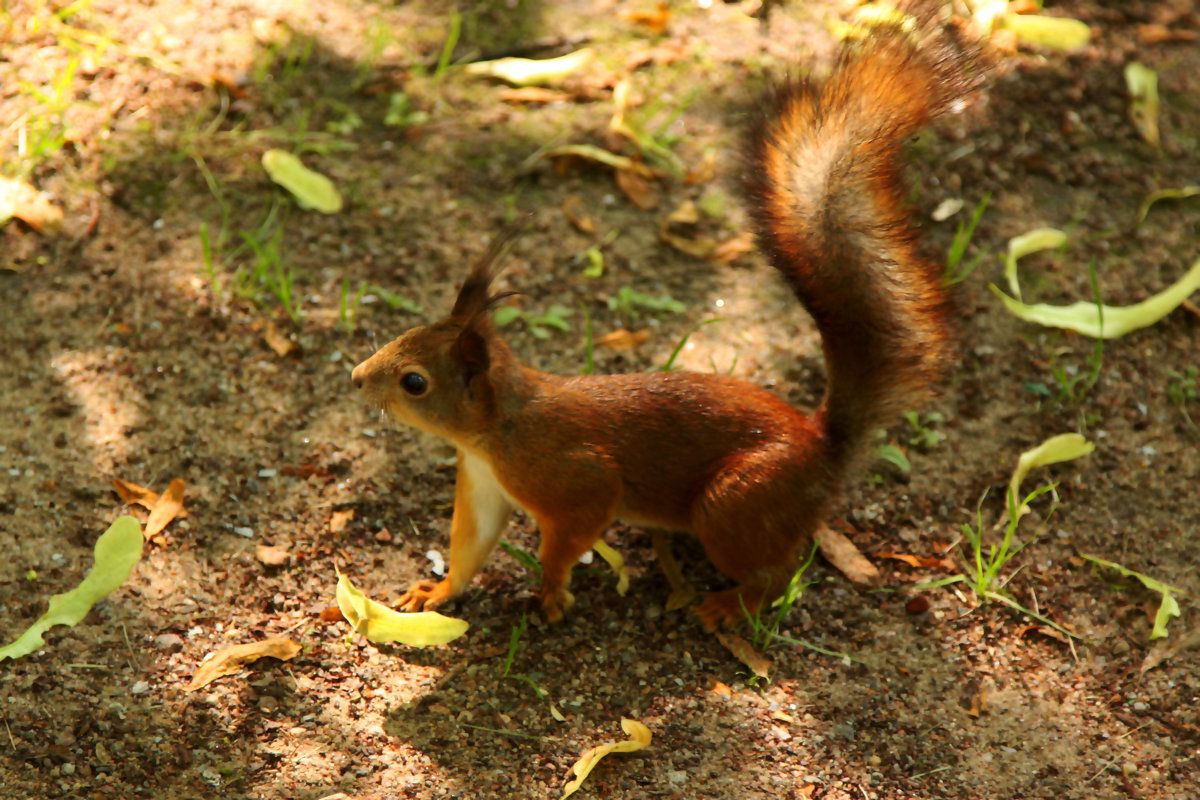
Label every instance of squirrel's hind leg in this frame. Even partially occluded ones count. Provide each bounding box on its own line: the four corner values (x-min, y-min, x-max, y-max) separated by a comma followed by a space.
691, 448, 825, 629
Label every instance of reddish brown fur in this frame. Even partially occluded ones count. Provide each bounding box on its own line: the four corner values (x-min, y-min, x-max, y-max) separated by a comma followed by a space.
352, 17, 978, 627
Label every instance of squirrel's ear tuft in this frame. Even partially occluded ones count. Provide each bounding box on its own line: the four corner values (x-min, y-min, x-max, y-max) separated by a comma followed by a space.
451, 227, 522, 321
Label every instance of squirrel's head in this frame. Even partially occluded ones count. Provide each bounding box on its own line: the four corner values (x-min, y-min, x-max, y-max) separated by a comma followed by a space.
351, 234, 516, 445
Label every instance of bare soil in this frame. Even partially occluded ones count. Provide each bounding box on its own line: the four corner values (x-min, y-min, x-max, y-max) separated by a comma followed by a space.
2, 2, 1198, 799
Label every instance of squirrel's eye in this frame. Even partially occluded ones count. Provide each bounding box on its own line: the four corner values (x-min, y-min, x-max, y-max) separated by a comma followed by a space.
400, 372, 428, 396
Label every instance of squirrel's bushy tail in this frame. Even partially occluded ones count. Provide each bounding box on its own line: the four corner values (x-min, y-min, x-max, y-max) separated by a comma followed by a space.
747, 12, 980, 470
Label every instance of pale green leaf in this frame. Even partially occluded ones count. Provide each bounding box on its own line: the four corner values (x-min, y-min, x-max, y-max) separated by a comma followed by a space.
465, 47, 595, 86
0, 516, 143, 661
1081, 555, 1182, 640
1137, 186, 1200, 224
335, 570, 468, 647
1004, 227, 1067, 299
1124, 62, 1160, 147
262, 149, 343, 213
1003, 13, 1091, 50
991, 258, 1200, 338
1009, 433, 1094, 513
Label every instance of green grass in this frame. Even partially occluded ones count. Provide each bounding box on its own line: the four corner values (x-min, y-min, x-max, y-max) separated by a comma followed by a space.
918, 484, 1084, 641
903, 411, 945, 450
501, 613, 546, 698
1049, 260, 1104, 404
661, 318, 722, 372
608, 286, 686, 319
944, 192, 992, 285
743, 542, 818, 652
1165, 366, 1197, 427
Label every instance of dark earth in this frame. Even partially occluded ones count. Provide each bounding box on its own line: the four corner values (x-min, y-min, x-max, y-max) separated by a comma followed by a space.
1, 1, 1198, 798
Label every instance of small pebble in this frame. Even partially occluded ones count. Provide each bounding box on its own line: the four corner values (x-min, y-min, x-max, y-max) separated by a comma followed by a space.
233, 526, 254, 538
130, 680, 150, 696
154, 633, 184, 653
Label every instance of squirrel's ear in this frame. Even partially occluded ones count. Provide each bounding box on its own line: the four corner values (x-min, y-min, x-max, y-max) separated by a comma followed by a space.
451, 324, 491, 388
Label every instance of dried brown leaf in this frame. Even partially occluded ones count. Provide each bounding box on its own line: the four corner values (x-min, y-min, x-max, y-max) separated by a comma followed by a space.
144, 478, 185, 540
255, 544, 290, 566
615, 167, 659, 210
710, 231, 756, 265
624, 1, 670, 35
816, 525, 881, 586
319, 606, 345, 624
625, 41, 685, 71
0, 176, 64, 234
715, 632, 772, 678
562, 195, 597, 234
878, 552, 957, 571
264, 323, 299, 357
185, 636, 302, 691
498, 87, 572, 104
112, 479, 159, 511
329, 508, 355, 534
595, 328, 650, 351
1138, 24, 1198, 44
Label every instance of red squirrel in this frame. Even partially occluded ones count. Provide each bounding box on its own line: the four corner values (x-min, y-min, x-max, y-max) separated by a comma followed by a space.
352, 15, 979, 628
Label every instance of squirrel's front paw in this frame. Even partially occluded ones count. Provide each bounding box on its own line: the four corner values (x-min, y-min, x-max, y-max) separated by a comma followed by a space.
397, 578, 454, 612
539, 584, 575, 623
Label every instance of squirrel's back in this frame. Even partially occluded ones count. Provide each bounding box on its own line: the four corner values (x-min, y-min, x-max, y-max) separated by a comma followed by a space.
746, 14, 980, 473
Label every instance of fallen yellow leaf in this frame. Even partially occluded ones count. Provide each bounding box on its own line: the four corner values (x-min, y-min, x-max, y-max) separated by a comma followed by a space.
185, 637, 302, 691
561, 719, 652, 799
592, 541, 629, 596
335, 570, 469, 647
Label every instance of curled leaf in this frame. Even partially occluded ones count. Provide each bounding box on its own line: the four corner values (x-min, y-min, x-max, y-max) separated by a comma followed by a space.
1009, 433, 1094, 517
651, 532, 696, 612
0, 517, 143, 661
592, 541, 629, 596
536, 145, 659, 178
1137, 186, 1199, 224
465, 48, 595, 86
991, 258, 1200, 339
1081, 555, 1182, 640
185, 637, 302, 691
561, 719, 652, 799
1004, 227, 1067, 299
335, 570, 468, 647
144, 478, 185, 539
262, 149, 343, 213
112, 479, 159, 510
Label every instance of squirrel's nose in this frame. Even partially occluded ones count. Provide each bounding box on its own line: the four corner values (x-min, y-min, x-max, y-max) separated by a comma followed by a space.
351, 363, 365, 389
